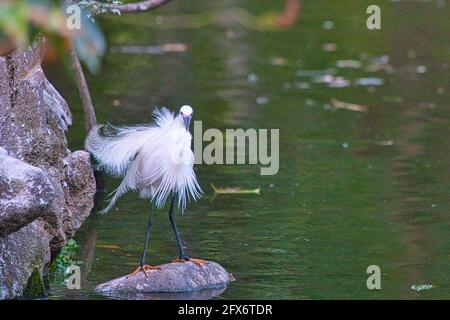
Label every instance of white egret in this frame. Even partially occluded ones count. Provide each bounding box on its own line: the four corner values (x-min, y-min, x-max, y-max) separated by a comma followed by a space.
85, 105, 206, 277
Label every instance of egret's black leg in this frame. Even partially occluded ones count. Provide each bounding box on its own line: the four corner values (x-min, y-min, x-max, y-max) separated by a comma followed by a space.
140, 201, 154, 267
127, 200, 160, 278
168, 195, 186, 259
169, 194, 208, 266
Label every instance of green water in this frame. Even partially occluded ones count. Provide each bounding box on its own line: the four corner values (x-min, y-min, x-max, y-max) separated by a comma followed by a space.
46, 0, 449, 299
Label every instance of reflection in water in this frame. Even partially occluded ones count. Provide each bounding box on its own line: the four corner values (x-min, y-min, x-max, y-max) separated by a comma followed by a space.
104, 3, 301, 31
97, 287, 227, 300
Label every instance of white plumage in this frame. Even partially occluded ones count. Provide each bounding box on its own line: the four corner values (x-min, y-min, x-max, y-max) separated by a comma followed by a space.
85, 106, 202, 214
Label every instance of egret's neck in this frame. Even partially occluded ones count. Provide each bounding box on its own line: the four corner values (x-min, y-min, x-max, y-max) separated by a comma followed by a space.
176, 115, 191, 132
171, 116, 192, 143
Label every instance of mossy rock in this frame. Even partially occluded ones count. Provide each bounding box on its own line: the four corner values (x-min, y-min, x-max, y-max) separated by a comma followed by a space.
23, 268, 47, 299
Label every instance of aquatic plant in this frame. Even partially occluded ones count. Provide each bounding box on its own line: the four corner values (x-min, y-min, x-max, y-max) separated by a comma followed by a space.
49, 239, 82, 285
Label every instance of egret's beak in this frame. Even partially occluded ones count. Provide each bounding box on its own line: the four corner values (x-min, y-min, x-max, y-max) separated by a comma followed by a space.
182, 114, 192, 130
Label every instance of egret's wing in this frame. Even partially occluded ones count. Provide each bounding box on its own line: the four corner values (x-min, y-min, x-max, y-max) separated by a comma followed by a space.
85, 108, 175, 176
85, 107, 177, 214
85, 123, 155, 177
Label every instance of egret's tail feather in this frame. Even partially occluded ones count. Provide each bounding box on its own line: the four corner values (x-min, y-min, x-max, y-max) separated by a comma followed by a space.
97, 158, 140, 214
85, 123, 153, 177
98, 187, 123, 214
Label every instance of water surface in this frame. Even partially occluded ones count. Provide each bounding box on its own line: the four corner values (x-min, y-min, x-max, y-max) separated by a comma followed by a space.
47, 0, 449, 299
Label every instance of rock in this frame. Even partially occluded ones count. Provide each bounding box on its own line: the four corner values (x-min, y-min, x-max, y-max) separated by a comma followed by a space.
51, 150, 95, 252
0, 151, 56, 237
0, 221, 51, 299
95, 261, 232, 298
0, 38, 96, 299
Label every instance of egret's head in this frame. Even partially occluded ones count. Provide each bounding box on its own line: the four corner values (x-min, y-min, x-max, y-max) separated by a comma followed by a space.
180, 105, 193, 130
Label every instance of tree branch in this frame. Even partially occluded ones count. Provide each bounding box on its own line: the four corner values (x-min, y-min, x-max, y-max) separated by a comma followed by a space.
70, 47, 97, 133
112, 0, 173, 14
67, 0, 174, 133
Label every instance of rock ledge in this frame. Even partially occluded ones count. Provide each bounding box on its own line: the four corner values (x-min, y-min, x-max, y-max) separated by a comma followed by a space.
0, 38, 95, 299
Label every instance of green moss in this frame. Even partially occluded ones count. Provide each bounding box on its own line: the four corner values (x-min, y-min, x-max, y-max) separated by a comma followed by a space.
23, 267, 47, 299
49, 239, 82, 285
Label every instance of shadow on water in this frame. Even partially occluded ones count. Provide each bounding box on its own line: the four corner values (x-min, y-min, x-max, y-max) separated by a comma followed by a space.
96, 287, 227, 300
45, 0, 450, 299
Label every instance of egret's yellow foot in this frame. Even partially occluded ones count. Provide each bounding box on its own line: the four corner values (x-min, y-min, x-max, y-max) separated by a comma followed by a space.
172, 257, 208, 266
127, 264, 160, 278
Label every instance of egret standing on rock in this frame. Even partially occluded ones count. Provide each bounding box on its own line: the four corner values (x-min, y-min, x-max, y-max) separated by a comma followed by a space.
85, 105, 207, 277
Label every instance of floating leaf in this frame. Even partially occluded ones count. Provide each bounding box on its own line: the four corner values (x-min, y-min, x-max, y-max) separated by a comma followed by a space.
96, 244, 121, 250
110, 43, 188, 55
411, 284, 433, 291
330, 98, 369, 113
336, 59, 362, 69
322, 43, 337, 52
327, 76, 350, 88
354, 77, 385, 87
210, 183, 260, 195
377, 140, 394, 146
